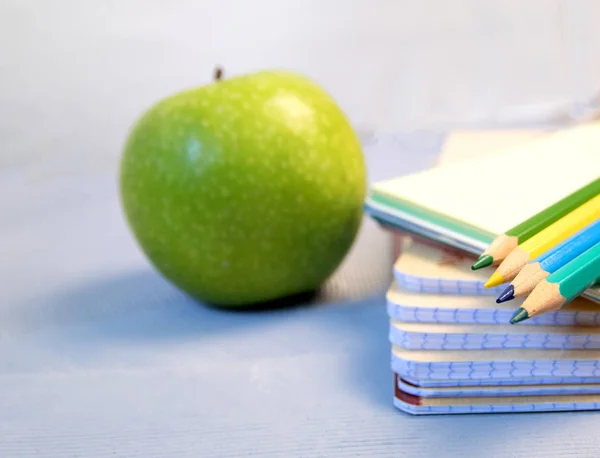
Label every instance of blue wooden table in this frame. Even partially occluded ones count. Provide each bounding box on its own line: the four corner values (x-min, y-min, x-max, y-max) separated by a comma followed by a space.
1, 132, 598, 457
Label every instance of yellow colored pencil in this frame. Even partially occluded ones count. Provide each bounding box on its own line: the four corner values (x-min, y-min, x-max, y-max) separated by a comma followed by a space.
471, 178, 600, 270
484, 194, 600, 288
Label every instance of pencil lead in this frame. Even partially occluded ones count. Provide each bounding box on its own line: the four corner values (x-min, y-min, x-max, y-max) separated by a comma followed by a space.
510, 308, 529, 324
484, 271, 505, 288
471, 254, 493, 270
496, 285, 515, 303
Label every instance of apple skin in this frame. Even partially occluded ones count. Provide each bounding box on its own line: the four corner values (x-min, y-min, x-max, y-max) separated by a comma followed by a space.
119, 70, 366, 307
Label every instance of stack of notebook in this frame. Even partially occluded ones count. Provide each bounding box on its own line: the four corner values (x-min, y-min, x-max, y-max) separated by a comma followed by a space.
365, 123, 600, 415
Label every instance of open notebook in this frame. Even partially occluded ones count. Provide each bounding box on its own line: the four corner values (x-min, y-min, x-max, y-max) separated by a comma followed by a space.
365, 121, 600, 254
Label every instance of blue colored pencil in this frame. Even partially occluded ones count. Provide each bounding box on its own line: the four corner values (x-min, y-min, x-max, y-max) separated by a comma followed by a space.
497, 218, 600, 302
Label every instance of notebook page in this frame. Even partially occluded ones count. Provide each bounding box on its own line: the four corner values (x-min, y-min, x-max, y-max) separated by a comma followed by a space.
373, 122, 600, 234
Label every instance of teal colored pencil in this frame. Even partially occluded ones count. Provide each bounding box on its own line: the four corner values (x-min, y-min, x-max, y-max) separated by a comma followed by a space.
511, 241, 600, 324
497, 218, 600, 302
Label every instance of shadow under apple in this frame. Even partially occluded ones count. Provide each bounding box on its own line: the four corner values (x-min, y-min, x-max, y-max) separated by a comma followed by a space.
11, 264, 393, 409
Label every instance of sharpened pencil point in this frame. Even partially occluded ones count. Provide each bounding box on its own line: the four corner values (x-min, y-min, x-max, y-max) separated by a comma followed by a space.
496, 285, 515, 303
471, 255, 493, 270
510, 308, 529, 324
484, 271, 505, 288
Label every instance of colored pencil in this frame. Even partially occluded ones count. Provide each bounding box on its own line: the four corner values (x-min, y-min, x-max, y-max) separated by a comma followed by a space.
471, 177, 600, 270
484, 194, 600, 288
496, 218, 600, 302
510, 241, 600, 324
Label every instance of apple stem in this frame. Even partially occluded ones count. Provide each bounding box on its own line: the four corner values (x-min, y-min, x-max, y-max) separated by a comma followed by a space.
214, 66, 224, 82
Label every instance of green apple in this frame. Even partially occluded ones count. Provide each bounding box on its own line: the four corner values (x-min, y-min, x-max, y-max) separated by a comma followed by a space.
119, 69, 366, 307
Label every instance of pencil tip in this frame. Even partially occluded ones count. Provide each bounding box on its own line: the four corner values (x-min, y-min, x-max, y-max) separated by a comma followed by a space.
496, 285, 515, 303
472, 255, 493, 270
484, 272, 505, 288
510, 308, 529, 324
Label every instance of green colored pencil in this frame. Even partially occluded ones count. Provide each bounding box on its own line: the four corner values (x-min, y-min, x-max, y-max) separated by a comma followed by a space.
472, 177, 600, 270
510, 241, 600, 324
